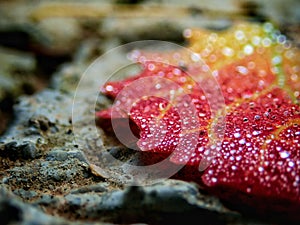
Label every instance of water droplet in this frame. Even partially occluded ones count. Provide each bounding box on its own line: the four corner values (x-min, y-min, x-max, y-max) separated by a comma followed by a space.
263, 22, 273, 33
105, 85, 114, 92
173, 68, 182, 76
277, 34, 286, 44
199, 113, 206, 117
148, 63, 155, 71
280, 151, 290, 159
183, 28, 192, 38
236, 155, 242, 161
252, 130, 260, 136
191, 53, 201, 62
258, 80, 265, 87
244, 44, 254, 55
234, 133, 241, 138
239, 139, 246, 145
249, 102, 255, 107
254, 115, 261, 120
155, 83, 161, 89
222, 47, 234, 57
262, 38, 271, 47
236, 66, 249, 75
252, 36, 261, 46
211, 177, 217, 183
272, 56, 282, 65
235, 30, 245, 40
159, 103, 165, 111
291, 74, 298, 81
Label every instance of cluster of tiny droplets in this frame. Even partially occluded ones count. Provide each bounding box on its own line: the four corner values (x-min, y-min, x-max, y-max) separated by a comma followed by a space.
183, 22, 299, 103
99, 22, 300, 200
201, 88, 300, 195
180, 23, 299, 195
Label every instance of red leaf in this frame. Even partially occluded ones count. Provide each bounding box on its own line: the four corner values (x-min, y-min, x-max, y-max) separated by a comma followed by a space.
96, 22, 300, 221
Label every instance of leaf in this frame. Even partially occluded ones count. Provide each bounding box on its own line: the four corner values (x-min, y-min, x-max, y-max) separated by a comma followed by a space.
96, 22, 300, 219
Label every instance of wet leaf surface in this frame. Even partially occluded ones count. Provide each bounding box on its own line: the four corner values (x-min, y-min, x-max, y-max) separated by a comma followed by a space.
97, 22, 300, 222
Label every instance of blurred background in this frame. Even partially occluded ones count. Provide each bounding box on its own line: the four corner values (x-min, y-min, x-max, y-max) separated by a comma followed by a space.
0, 0, 300, 134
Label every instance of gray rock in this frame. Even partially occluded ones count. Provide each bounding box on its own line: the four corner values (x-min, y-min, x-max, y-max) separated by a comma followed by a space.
46, 148, 88, 164
70, 183, 109, 194
39, 160, 85, 182
0, 141, 38, 160
34, 179, 250, 225
13, 189, 38, 200
0, 187, 112, 225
